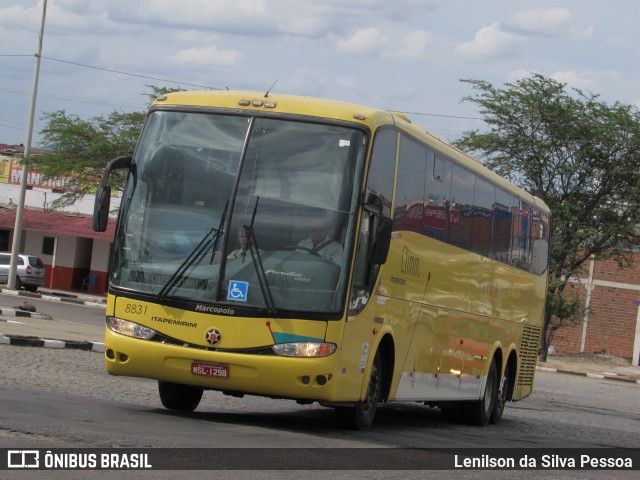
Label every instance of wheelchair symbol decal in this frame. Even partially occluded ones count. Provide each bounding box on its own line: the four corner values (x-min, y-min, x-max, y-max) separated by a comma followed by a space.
227, 280, 249, 302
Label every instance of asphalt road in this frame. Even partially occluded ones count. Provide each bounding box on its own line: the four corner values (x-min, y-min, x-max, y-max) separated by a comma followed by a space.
1, 295, 638, 479
0, 291, 106, 328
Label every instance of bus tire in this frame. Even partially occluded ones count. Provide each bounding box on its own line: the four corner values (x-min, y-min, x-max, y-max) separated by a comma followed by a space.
464, 357, 498, 426
335, 350, 382, 430
490, 363, 510, 424
158, 381, 203, 412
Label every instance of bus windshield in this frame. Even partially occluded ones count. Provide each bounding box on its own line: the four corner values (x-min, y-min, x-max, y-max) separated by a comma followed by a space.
111, 110, 366, 315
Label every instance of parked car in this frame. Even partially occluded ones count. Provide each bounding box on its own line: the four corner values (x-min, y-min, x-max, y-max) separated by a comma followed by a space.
0, 252, 45, 292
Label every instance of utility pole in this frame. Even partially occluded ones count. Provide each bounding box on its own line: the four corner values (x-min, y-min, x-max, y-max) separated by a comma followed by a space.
8, 0, 47, 290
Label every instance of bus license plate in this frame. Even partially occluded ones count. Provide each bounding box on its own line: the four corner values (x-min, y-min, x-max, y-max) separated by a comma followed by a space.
191, 362, 229, 379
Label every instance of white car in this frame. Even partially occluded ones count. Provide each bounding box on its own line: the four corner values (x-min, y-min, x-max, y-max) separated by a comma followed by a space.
0, 252, 46, 292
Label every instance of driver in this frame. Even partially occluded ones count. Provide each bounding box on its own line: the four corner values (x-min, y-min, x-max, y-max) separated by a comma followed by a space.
227, 227, 249, 260
297, 217, 342, 264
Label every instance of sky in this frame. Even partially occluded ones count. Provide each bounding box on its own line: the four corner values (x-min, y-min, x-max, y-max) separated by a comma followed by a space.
1, 0, 639, 147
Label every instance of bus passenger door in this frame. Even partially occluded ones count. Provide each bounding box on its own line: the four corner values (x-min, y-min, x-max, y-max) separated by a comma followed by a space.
336, 127, 396, 401
338, 196, 388, 400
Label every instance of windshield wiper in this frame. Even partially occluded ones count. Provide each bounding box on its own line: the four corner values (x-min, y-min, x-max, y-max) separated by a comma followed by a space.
157, 200, 228, 301
243, 196, 276, 313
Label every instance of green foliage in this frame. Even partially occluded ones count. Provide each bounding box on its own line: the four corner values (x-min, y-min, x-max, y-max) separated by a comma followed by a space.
28, 86, 182, 207
454, 74, 640, 353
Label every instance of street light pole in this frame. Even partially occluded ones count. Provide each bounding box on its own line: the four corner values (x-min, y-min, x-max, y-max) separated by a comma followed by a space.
8, 0, 47, 290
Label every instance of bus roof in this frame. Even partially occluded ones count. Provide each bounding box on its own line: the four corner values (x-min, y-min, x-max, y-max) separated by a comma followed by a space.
154, 90, 549, 213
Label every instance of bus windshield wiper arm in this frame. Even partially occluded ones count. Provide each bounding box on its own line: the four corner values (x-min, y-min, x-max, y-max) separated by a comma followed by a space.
244, 196, 276, 313
157, 200, 228, 301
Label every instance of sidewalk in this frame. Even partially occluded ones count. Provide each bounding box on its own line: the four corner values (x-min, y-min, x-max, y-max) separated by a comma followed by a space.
1, 286, 639, 384
539, 353, 640, 384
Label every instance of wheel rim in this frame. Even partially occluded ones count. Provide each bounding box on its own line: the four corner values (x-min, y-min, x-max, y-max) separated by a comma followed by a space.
484, 364, 496, 416
496, 369, 508, 414
363, 364, 381, 414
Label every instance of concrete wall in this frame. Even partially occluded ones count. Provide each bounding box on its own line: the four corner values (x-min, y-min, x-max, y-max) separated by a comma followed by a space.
16, 230, 110, 293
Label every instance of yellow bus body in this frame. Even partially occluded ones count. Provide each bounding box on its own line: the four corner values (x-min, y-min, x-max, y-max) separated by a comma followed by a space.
103, 90, 549, 421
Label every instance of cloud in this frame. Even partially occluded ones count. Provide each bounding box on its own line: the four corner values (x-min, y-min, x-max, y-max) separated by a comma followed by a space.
455, 23, 524, 61
170, 45, 243, 67
101, 0, 446, 39
550, 70, 597, 91
607, 34, 640, 51
504, 8, 593, 39
504, 8, 571, 37
333, 27, 432, 59
283, 67, 359, 100
385, 30, 432, 59
506, 69, 537, 84
335, 28, 391, 55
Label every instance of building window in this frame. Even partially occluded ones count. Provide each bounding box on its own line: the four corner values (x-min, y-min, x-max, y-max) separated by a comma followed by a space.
0, 229, 9, 251
42, 236, 55, 255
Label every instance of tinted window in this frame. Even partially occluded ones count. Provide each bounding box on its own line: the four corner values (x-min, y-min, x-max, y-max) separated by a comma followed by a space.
493, 188, 516, 264
472, 176, 495, 256
424, 153, 452, 242
394, 135, 427, 233
366, 128, 396, 217
449, 164, 475, 250
389, 135, 550, 275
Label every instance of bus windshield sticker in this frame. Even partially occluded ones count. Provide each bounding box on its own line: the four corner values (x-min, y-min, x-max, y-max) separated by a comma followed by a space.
339, 139, 351, 147
227, 280, 249, 302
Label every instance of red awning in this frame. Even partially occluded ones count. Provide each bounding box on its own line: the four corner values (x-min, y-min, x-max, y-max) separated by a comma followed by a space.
0, 207, 115, 241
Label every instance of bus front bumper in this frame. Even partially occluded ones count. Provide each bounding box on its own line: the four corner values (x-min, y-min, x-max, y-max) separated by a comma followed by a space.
104, 328, 344, 402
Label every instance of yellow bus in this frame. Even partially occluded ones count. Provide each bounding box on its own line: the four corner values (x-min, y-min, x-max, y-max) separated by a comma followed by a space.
94, 90, 550, 430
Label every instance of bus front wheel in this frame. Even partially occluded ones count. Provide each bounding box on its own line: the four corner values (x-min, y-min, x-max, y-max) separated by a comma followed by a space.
335, 351, 382, 430
158, 381, 203, 412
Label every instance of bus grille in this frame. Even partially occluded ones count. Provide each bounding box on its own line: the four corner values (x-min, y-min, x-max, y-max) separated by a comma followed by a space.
518, 325, 541, 387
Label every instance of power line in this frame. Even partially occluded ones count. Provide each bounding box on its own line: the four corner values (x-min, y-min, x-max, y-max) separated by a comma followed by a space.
42, 56, 224, 91
0, 86, 145, 108
0, 122, 24, 131
2, 54, 485, 122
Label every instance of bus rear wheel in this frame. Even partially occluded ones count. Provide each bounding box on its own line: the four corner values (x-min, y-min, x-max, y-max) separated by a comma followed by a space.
335, 351, 382, 430
158, 381, 203, 412
464, 357, 498, 426
491, 363, 510, 424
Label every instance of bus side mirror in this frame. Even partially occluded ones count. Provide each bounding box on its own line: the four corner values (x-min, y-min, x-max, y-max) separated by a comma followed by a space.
93, 185, 111, 232
92, 155, 132, 232
370, 217, 392, 265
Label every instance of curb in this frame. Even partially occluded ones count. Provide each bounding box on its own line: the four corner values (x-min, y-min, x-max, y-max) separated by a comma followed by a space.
0, 307, 51, 319
0, 333, 105, 353
0, 304, 104, 354
536, 365, 640, 385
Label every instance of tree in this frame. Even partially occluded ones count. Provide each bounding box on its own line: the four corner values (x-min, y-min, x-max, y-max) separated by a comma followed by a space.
27, 86, 180, 208
454, 73, 640, 359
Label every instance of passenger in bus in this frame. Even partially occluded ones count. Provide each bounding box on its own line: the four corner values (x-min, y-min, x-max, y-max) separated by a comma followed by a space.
227, 227, 249, 260
297, 217, 342, 264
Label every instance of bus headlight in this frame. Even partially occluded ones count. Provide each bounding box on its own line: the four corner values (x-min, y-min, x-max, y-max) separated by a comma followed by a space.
272, 342, 336, 357
107, 316, 156, 340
